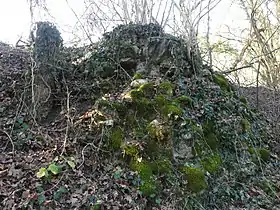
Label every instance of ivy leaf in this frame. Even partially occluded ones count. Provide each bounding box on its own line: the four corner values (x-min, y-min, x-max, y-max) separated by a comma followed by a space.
53, 186, 68, 201
36, 168, 47, 178
37, 185, 44, 193
155, 198, 161, 205
53, 190, 61, 201
17, 119, 23, 124
38, 194, 46, 205
58, 186, 68, 193
48, 163, 59, 175
22, 123, 29, 130
113, 167, 122, 179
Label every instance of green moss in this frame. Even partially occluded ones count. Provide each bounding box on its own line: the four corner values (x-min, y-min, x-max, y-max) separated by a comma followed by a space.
182, 166, 207, 193
138, 162, 153, 178
112, 101, 126, 112
152, 158, 172, 174
133, 73, 142, 80
200, 154, 222, 174
93, 203, 101, 210
157, 81, 174, 96
162, 104, 183, 117
241, 118, 251, 132
205, 133, 219, 150
248, 147, 270, 162
132, 127, 146, 139
155, 95, 169, 107
131, 160, 158, 196
213, 73, 232, 92
97, 99, 110, 108
122, 144, 139, 158
240, 96, 248, 105
138, 82, 155, 98
139, 178, 158, 196
248, 146, 255, 154
258, 148, 270, 162
125, 114, 137, 127
138, 82, 153, 92
97, 99, 126, 117
130, 89, 145, 100
202, 121, 215, 135
175, 95, 193, 107
110, 127, 124, 150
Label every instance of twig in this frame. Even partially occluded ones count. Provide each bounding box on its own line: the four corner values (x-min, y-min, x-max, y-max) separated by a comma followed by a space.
223, 65, 253, 74
0, 129, 15, 157
78, 141, 109, 169
60, 80, 71, 156
256, 61, 261, 109
65, 0, 93, 44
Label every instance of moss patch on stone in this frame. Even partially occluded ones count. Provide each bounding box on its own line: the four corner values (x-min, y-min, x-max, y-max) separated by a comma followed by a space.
182, 166, 208, 193
240, 96, 248, 105
175, 95, 193, 107
200, 154, 222, 174
133, 73, 142, 80
204, 133, 219, 150
248, 147, 270, 162
110, 127, 124, 150
241, 118, 251, 133
122, 144, 140, 158
213, 73, 232, 92
131, 160, 159, 196
130, 89, 145, 101
162, 104, 183, 118
258, 148, 270, 162
152, 158, 172, 174
157, 81, 174, 96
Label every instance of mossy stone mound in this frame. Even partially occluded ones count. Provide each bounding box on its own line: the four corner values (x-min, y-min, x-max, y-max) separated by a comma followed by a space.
76, 71, 275, 208
70, 24, 276, 209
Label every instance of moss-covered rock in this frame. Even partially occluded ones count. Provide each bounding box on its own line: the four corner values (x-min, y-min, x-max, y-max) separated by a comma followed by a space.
69, 24, 275, 209
258, 148, 270, 162
152, 158, 172, 174
213, 73, 232, 92
133, 73, 142, 80
162, 104, 183, 118
182, 166, 208, 193
200, 154, 222, 174
175, 95, 193, 107
131, 160, 159, 196
241, 118, 251, 133
204, 133, 219, 150
157, 81, 174, 97
248, 147, 270, 162
122, 144, 140, 158
240, 96, 248, 105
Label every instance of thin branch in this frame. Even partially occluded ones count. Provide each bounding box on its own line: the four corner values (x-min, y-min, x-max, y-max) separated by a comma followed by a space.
0, 129, 15, 156
65, 0, 93, 44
